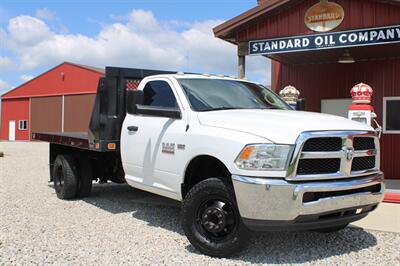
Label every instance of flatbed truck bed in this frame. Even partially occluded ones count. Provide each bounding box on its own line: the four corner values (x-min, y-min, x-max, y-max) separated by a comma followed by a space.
32, 132, 90, 150
32, 66, 175, 184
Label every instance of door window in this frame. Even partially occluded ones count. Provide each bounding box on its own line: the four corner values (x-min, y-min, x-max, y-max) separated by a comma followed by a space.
143, 81, 178, 108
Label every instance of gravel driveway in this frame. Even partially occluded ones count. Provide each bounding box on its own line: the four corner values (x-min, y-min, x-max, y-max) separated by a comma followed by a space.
1, 142, 399, 265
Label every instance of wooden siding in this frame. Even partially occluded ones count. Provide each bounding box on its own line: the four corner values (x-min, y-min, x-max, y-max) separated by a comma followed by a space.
237, 0, 400, 42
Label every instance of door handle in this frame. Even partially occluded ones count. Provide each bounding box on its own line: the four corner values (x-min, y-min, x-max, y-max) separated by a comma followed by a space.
127, 126, 139, 132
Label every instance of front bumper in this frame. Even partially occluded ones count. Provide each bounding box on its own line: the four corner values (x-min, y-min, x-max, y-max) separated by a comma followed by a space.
232, 172, 384, 231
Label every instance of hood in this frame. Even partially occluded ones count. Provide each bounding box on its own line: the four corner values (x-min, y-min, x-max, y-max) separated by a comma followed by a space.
197, 109, 373, 144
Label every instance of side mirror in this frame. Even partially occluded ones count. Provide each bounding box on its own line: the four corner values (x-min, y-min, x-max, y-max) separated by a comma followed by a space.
136, 105, 182, 119
126, 90, 144, 115
295, 98, 305, 111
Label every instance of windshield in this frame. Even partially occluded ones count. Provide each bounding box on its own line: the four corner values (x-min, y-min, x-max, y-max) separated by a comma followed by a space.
178, 78, 292, 112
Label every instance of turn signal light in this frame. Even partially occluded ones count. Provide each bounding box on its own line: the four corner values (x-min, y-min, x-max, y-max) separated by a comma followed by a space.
239, 146, 255, 160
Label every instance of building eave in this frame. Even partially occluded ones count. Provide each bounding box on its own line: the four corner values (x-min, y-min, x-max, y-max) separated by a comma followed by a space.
213, 0, 295, 42
213, 0, 400, 44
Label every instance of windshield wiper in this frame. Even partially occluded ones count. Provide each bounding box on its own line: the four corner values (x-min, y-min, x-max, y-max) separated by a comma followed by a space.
253, 106, 280, 110
202, 106, 281, 112
202, 107, 243, 112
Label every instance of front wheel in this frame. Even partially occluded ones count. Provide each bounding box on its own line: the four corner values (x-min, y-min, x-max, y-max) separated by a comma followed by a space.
181, 178, 250, 257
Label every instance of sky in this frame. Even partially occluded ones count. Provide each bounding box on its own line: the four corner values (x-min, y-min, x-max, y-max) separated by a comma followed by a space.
0, 0, 271, 97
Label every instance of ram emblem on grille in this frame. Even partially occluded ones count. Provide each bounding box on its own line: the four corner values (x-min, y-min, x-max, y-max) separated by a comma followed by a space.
342, 147, 355, 161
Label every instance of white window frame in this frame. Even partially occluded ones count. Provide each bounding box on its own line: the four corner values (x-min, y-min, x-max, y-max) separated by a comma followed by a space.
18, 120, 28, 131
383, 96, 400, 134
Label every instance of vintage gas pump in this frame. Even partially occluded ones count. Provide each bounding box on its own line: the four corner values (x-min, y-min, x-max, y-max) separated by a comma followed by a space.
348, 83, 382, 137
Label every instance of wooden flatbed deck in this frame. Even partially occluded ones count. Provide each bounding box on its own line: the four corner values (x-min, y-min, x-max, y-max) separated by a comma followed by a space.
32, 132, 90, 150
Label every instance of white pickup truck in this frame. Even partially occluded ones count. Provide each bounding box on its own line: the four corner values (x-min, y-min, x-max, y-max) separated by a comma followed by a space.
33, 67, 384, 257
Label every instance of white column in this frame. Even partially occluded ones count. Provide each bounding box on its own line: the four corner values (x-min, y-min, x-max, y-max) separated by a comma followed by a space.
237, 42, 248, 79
238, 56, 246, 79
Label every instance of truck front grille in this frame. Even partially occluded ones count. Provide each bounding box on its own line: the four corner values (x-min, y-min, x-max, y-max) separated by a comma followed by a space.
353, 137, 375, 150
302, 138, 342, 152
291, 132, 379, 179
297, 158, 340, 175
352, 156, 376, 171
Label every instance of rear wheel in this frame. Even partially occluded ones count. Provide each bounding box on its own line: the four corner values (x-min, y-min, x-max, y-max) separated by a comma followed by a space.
181, 178, 249, 257
312, 224, 349, 233
53, 154, 78, 199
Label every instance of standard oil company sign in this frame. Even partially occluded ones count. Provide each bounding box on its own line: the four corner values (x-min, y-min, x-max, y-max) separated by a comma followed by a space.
249, 25, 400, 55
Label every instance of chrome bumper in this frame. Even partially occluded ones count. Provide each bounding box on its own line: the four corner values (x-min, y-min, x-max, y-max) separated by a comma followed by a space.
232, 173, 384, 222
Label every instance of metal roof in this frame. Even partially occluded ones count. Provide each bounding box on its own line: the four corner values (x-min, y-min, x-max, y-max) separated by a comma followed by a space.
65, 62, 105, 74
1, 62, 104, 99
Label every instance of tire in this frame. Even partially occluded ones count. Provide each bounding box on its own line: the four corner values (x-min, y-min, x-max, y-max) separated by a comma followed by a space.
76, 157, 93, 198
53, 154, 79, 199
181, 178, 250, 257
312, 224, 349, 233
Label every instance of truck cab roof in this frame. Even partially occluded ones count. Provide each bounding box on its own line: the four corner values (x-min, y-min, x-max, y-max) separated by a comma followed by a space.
144, 73, 256, 84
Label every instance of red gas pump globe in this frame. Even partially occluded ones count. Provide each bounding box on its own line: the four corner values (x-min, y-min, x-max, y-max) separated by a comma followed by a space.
348, 82, 375, 126
350, 83, 373, 104
348, 83, 382, 136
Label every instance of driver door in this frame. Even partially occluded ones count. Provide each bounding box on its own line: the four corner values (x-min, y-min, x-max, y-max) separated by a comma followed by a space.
121, 78, 186, 199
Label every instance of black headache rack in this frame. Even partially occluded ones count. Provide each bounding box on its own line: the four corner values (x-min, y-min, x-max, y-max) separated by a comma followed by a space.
32, 67, 175, 152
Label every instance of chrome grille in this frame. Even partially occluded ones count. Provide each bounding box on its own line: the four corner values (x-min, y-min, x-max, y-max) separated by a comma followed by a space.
353, 137, 375, 151
302, 138, 342, 152
297, 158, 340, 175
352, 156, 376, 171
286, 131, 380, 181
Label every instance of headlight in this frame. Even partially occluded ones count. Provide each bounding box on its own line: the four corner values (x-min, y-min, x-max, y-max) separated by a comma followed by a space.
234, 144, 292, 171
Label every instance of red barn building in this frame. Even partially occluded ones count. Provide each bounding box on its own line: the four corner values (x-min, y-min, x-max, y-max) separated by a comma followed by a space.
214, 0, 400, 180
1, 62, 104, 141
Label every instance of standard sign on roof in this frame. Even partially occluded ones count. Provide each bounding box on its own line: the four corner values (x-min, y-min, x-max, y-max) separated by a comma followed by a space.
304, 0, 344, 32
249, 25, 400, 55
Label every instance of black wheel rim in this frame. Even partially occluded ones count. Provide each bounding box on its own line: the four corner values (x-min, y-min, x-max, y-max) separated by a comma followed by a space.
54, 165, 64, 191
195, 197, 238, 241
